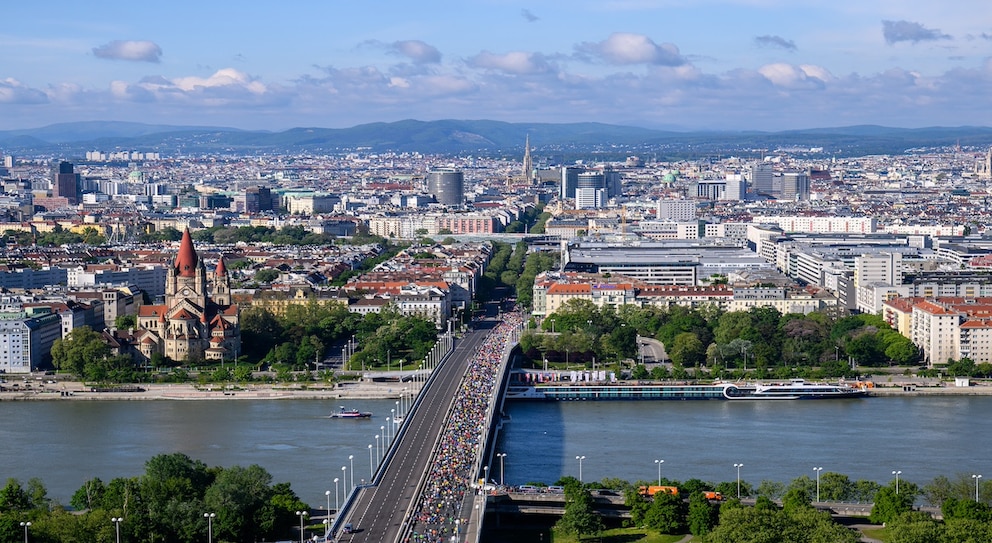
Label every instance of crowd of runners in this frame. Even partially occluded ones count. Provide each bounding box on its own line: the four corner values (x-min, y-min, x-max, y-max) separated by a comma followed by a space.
406, 313, 523, 542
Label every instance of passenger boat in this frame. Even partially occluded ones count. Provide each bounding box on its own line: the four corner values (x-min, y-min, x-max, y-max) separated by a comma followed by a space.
329, 406, 373, 418
731, 379, 868, 400
504, 378, 868, 401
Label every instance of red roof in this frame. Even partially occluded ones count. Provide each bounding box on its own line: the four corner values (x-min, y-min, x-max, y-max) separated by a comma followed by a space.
174, 228, 198, 277
215, 256, 227, 276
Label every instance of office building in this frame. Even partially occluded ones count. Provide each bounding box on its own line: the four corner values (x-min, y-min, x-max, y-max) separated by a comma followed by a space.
748, 162, 774, 195
53, 161, 80, 204
782, 171, 811, 201
427, 169, 465, 207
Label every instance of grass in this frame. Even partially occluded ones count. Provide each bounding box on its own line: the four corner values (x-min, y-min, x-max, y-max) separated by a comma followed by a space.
550, 527, 692, 543
859, 525, 890, 541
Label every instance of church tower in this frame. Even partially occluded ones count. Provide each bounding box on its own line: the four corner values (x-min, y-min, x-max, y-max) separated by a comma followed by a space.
212, 256, 231, 306
522, 134, 533, 183
136, 228, 240, 363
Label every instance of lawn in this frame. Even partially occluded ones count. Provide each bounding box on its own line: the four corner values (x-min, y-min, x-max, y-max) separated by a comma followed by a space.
550, 527, 693, 543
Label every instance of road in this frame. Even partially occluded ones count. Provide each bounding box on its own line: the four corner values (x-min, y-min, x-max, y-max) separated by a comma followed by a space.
338, 323, 495, 543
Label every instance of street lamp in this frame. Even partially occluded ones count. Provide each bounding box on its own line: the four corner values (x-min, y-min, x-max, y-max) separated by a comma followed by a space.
734, 463, 744, 498
295, 511, 308, 543
497, 453, 507, 486
111, 517, 123, 543
334, 478, 340, 512
341, 466, 347, 501
380, 425, 386, 452
349, 455, 355, 489
974, 474, 983, 501
813, 467, 823, 502
892, 470, 902, 494
483, 465, 489, 485
368, 444, 374, 478
19, 521, 30, 543
385, 418, 391, 445
655, 459, 665, 486
375, 434, 381, 464
203, 513, 215, 543
576, 455, 586, 483
325, 490, 332, 520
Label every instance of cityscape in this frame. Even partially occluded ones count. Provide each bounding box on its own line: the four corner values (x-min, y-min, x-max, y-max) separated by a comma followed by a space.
3, 1, 992, 542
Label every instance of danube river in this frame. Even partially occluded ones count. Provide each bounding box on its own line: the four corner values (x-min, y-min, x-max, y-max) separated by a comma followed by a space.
1, 396, 988, 508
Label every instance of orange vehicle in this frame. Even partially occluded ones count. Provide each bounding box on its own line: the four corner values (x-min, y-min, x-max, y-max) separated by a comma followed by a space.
638, 485, 679, 497
702, 491, 724, 501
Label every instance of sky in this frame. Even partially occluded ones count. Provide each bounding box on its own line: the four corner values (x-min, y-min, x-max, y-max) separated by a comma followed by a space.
0, 0, 990, 132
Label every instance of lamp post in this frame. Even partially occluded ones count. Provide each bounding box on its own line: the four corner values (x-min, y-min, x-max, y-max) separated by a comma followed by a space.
483, 465, 489, 485
380, 425, 386, 453
334, 478, 340, 512
203, 513, 215, 543
19, 521, 30, 543
497, 453, 507, 486
368, 444, 374, 478
111, 517, 123, 543
375, 434, 381, 465
655, 459, 664, 486
892, 470, 902, 494
349, 455, 355, 489
325, 489, 332, 520
576, 455, 586, 483
295, 511, 308, 543
974, 474, 983, 501
385, 419, 391, 445
734, 463, 744, 499
813, 467, 823, 502
341, 466, 347, 501
550, 319, 555, 334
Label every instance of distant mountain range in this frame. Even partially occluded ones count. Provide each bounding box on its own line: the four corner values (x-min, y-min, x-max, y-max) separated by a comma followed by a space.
1, 119, 991, 158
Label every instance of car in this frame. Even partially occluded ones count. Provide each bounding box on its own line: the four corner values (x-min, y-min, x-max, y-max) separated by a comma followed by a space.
342, 523, 354, 534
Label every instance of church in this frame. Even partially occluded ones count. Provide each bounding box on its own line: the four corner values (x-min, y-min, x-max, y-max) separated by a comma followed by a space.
135, 229, 240, 363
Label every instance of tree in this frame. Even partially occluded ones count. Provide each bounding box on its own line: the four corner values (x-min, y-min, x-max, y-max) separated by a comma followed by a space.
669, 332, 705, 367
254, 268, 280, 284
555, 485, 603, 539
204, 464, 277, 543
644, 489, 686, 533
115, 314, 137, 330
50, 326, 112, 377
686, 491, 717, 536
869, 485, 914, 524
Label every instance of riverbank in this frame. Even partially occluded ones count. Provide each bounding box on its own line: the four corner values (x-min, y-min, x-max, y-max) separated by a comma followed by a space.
0, 380, 416, 401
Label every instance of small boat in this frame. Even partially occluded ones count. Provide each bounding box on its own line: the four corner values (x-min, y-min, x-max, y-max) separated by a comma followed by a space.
329, 406, 372, 419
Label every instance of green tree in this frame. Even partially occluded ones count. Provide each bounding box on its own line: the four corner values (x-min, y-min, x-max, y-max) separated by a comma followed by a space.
644, 489, 686, 533
0, 478, 32, 511
70, 478, 107, 511
554, 485, 603, 539
886, 511, 943, 543
114, 314, 137, 330
686, 491, 717, 536
669, 332, 705, 367
50, 326, 112, 377
870, 485, 914, 524
204, 464, 279, 543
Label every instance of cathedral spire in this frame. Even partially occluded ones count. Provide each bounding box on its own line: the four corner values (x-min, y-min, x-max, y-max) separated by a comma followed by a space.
215, 255, 227, 276
522, 134, 533, 182
174, 228, 199, 277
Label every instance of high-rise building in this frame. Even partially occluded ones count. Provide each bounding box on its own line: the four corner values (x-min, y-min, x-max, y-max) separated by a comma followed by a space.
723, 174, 746, 201
560, 167, 582, 199
522, 135, 533, 182
575, 188, 607, 210
748, 162, 773, 195
781, 172, 810, 201
245, 186, 273, 213
427, 168, 464, 207
656, 199, 696, 222
53, 161, 80, 204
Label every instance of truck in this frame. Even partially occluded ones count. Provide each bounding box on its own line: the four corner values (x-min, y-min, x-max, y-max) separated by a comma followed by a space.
638, 485, 679, 497
702, 491, 724, 501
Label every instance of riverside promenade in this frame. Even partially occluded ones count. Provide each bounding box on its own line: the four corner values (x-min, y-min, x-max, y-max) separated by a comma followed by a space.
0, 379, 418, 401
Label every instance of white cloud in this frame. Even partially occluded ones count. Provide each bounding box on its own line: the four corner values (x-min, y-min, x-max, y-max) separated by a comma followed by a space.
0, 78, 48, 104
92, 40, 162, 63
468, 51, 556, 75
576, 33, 686, 66
390, 40, 441, 64
170, 68, 268, 94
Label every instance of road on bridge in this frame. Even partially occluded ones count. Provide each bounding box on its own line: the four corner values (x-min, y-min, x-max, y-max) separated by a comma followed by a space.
338, 322, 496, 543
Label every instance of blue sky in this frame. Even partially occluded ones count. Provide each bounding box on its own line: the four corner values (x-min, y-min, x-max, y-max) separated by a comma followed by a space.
0, 0, 989, 132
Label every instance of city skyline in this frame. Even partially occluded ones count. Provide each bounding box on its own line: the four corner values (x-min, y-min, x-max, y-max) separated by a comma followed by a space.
0, 1, 990, 132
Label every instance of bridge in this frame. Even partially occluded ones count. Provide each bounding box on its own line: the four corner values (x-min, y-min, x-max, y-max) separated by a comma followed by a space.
330, 315, 521, 543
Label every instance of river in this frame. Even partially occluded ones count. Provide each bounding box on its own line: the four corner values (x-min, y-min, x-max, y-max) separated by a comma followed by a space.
0, 396, 986, 508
